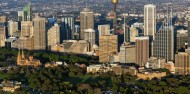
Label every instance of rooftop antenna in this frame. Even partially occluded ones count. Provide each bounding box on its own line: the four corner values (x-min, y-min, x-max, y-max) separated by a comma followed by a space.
123, 14, 126, 43
85, 0, 87, 9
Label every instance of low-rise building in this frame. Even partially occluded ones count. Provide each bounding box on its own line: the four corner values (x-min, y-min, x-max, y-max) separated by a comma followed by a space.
112, 65, 137, 76
1, 80, 21, 93
137, 71, 166, 80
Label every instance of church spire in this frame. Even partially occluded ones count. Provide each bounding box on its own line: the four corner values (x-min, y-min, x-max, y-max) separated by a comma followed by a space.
17, 48, 21, 65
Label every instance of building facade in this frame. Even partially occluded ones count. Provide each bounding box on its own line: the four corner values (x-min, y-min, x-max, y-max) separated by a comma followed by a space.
21, 21, 33, 37
8, 21, 18, 37
175, 52, 190, 75
119, 43, 136, 63
144, 4, 156, 40
176, 30, 188, 51
33, 16, 46, 50
84, 28, 95, 51
98, 25, 110, 36
99, 35, 118, 63
48, 23, 60, 50
0, 25, 5, 47
135, 36, 149, 66
60, 17, 74, 41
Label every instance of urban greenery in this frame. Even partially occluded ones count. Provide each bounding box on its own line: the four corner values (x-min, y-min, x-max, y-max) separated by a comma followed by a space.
0, 48, 190, 94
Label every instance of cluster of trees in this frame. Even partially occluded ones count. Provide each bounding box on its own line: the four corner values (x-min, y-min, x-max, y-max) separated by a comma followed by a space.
2, 65, 190, 94
0, 48, 98, 66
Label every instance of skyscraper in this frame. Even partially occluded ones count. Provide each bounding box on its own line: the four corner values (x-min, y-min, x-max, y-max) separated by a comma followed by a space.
48, 23, 60, 50
21, 21, 33, 37
98, 25, 110, 36
144, 4, 156, 40
0, 25, 5, 47
152, 8, 174, 61
80, 8, 94, 39
8, 21, 18, 37
84, 28, 95, 51
33, 16, 46, 50
99, 35, 118, 63
188, 21, 190, 48
135, 36, 149, 66
61, 17, 74, 41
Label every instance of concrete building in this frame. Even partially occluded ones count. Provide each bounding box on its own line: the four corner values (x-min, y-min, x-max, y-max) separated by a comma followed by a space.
130, 27, 139, 42
135, 36, 149, 66
33, 16, 46, 50
80, 8, 94, 39
84, 28, 95, 51
137, 71, 166, 80
48, 23, 60, 50
145, 57, 166, 69
21, 21, 33, 37
112, 65, 137, 76
12, 36, 34, 50
176, 30, 188, 51
119, 43, 136, 63
60, 40, 90, 54
99, 35, 118, 63
98, 25, 110, 36
175, 52, 190, 75
0, 25, 5, 47
144, 4, 156, 41
8, 21, 18, 37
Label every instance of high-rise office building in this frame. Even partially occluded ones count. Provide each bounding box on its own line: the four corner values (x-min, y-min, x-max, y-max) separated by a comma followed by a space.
144, 4, 156, 40
188, 21, 190, 48
80, 8, 94, 39
0, 25, 5, 47
99, 35, 118, 63
152, 10, 174, 61
84, 29, 95, 51
8, 21, 18, 37
48, 23, 60, 50
60, 17, 74, 41
119, 43, 136, 63
130, 27, 139, 42
33, 16, 46, 50
98, 25, 110, 36
175, 52, 190, 75
135, 36, 149, 66
21, 21, 33, 37
176, 30, 188, 51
